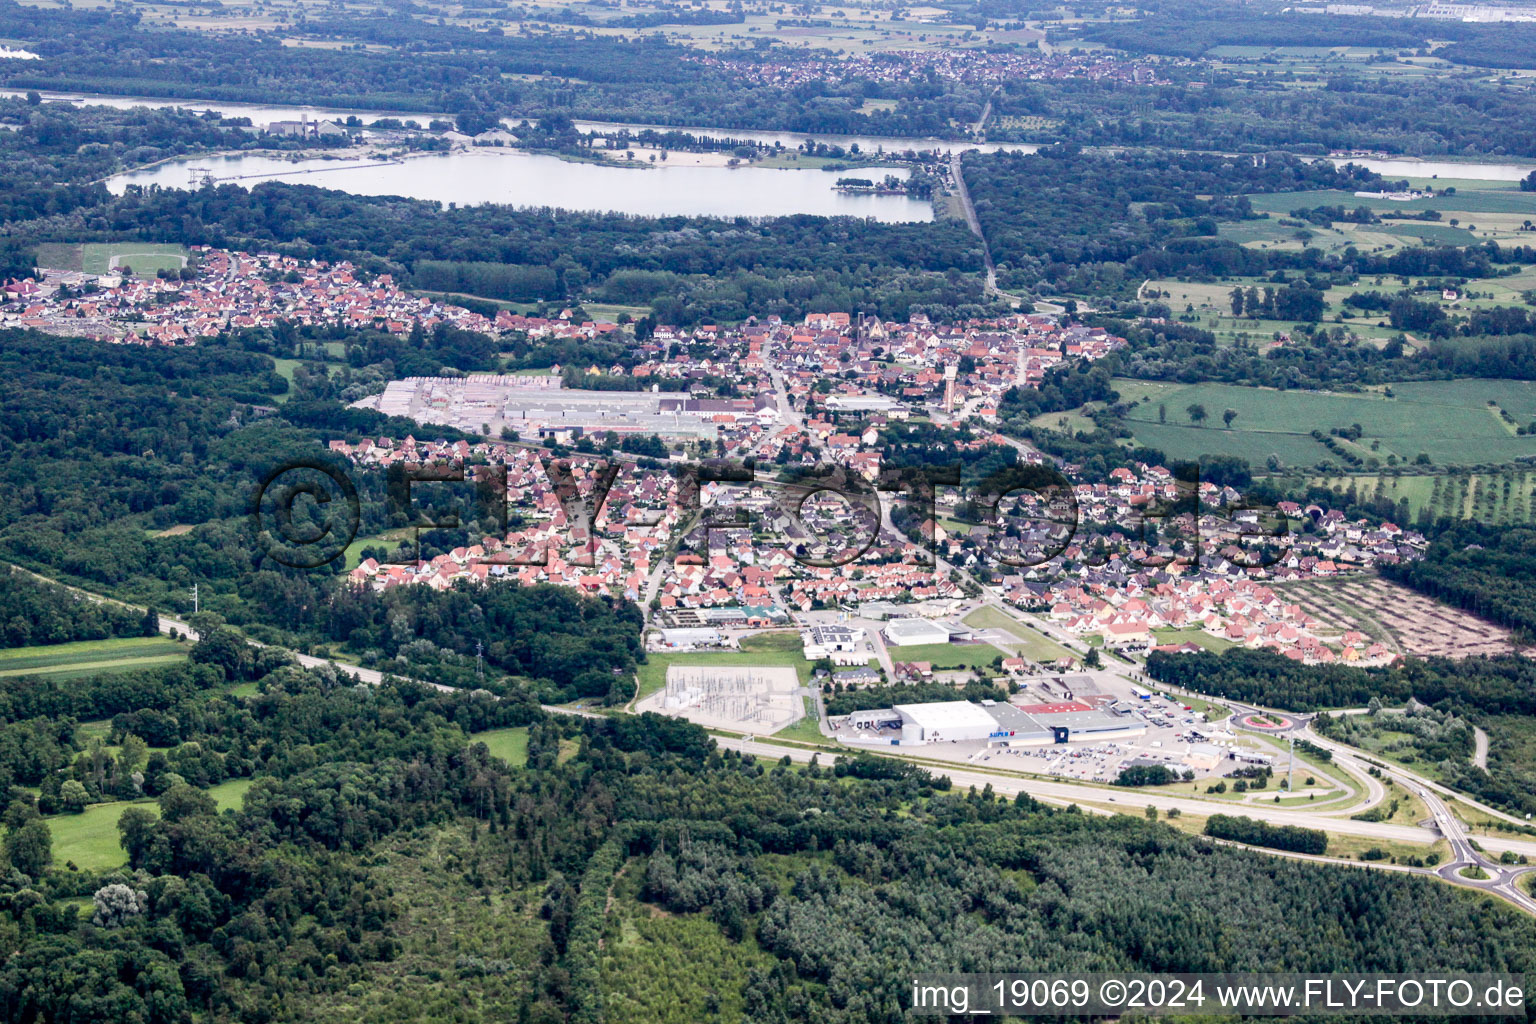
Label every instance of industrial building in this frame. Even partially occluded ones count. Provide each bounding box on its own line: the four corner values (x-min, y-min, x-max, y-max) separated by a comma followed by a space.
800, 625, 866, 660
882, 617, 953, 647
843, 698, 1146, 747
362, 375, 768, 439
652, 627, 730, 651
891, 701, 999, 744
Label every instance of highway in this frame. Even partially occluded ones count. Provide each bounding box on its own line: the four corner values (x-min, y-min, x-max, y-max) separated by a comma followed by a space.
14, 532, 1536, 914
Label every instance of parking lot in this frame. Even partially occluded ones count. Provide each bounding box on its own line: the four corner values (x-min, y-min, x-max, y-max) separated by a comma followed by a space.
895, 673, 1280, 785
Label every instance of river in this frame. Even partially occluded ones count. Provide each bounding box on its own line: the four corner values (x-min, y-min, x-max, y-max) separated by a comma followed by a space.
106, 148, 935, 221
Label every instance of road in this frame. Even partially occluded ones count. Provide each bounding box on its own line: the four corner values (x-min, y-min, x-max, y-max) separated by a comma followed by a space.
1419, 781, 1536, 914
948, 150, 1000, 301
15, 560, 1536, 913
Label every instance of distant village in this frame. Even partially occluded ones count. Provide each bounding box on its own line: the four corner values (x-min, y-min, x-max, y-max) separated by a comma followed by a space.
3, 247, 607, 344
690, 48, 1182, 87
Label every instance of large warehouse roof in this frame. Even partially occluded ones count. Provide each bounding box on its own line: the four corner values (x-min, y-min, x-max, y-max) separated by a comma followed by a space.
893, 700, 998, 732
883, 618, 952, 645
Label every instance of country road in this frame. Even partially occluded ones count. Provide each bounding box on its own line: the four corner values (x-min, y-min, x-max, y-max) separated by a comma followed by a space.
14, 562, 1536, 914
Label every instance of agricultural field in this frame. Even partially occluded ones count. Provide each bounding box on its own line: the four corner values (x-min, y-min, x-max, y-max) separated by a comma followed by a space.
1117, 377, 1536, 469
0, 636, 187, 681
1300, 469, 1536, 525
1283, 576, 1521, 660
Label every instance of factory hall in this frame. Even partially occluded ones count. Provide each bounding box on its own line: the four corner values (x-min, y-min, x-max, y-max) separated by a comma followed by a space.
843, 697, 1146, 747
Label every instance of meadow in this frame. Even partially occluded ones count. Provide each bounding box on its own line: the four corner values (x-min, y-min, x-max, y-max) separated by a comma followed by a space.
472, 725, 530, 767
1117, 378, 1536, 468
0, 636, 187, 680
47, 777, 254, 871
961, 606, 1077, 663
883, 640, 1005, 671
35, 242, 189, 275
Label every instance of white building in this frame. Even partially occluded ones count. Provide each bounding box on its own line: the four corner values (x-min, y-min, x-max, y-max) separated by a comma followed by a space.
883, 617, 952, 647
801, 625, 865, 660
892, 701, 998, 744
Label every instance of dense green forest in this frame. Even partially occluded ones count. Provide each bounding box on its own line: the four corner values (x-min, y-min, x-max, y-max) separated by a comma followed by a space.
0, 569, 155, 649
1204, 813, 1328, 856
0, 640, 1533, 1021
1146, 648, 1536, 715
35, 180, 993, 324
0, 328, 487, 623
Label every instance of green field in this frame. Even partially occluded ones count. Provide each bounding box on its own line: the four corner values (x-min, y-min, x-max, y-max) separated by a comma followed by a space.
35, 242, 191, 275
49, 777, 259, 871
473, 726, 530, 767
635, 632, 812, 702
883, 641, 1005, 671
771, 697, 831, 746
961, 607, 1077, 663
1118, 378, 1536, 468
1152, 627, 1236, 653
0, 636, 186, 680
47, 799, 154, 871
82, 242, 188, 275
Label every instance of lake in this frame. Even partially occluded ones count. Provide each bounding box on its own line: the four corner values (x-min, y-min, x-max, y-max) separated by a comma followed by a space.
1329, 156, 1535, 182
16, 87, 1535, 184
1, 89, 1033, 156
107, 149, 936, 221
571, 119, 1037, 156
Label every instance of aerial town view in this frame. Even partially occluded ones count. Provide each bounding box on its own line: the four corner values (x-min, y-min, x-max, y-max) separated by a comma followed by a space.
2, 0, 1536, 1018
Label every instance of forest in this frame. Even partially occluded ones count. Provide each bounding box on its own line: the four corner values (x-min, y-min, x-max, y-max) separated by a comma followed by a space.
1145, 647, 1536, 716
960, 146, 1493, 300
0, 570, 155, 649
1204, 814, 1328, 856
0, 638, 1533, 1022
